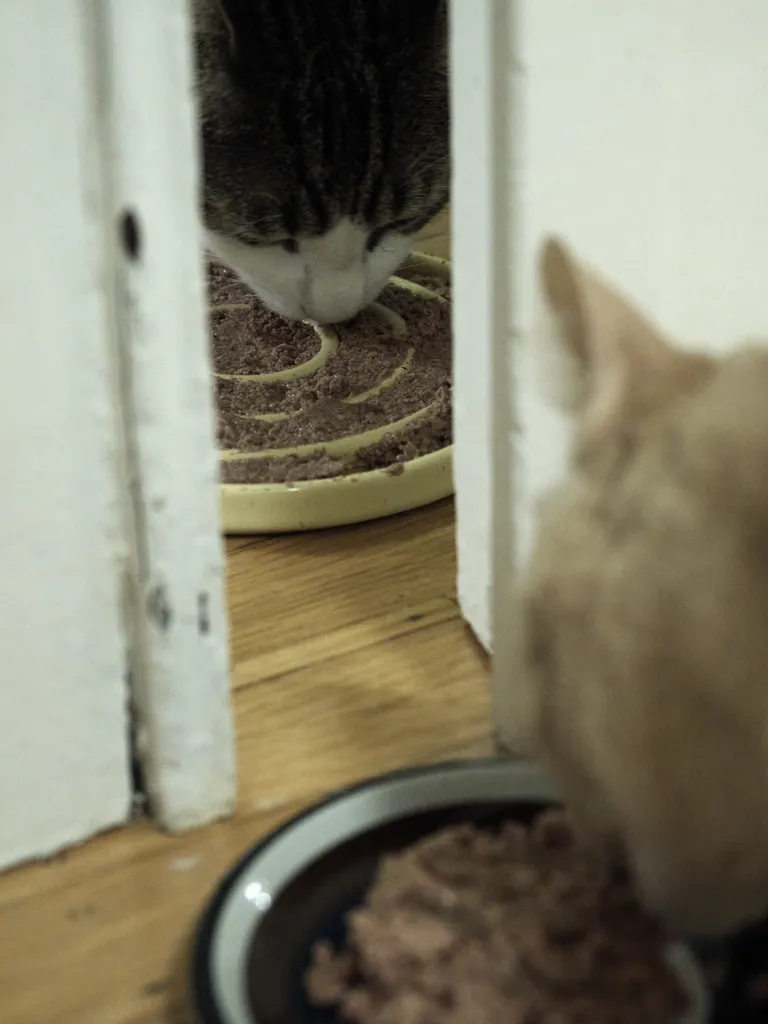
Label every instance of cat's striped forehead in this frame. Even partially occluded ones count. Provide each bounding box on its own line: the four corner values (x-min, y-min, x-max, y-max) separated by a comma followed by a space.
196, 0, 449, 245
218, 0, 447, 63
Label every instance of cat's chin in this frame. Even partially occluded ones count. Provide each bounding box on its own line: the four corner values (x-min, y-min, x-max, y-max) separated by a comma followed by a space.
205, 264, 368, 324
247, 291, 309, 323
206, 223, 412, 324
251, 291, 367, 325
222, 275, 385, 325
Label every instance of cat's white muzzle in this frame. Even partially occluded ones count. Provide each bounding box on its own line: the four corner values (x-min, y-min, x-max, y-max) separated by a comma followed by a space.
206, 221, 412, 324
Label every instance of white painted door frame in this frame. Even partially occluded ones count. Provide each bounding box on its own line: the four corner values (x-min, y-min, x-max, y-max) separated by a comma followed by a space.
101, 0, 236, 832
0, 0, 132, 869
451, 0, 768, 748
0, 0, 235, 870
450, 0, 519, 690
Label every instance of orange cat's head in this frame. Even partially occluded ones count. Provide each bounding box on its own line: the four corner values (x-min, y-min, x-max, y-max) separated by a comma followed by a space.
538, 237, 719, 450
519, 237, 768, 936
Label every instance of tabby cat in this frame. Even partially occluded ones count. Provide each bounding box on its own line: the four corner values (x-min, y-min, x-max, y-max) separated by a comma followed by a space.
516, 237, 768, 938
193, 0, 449, 324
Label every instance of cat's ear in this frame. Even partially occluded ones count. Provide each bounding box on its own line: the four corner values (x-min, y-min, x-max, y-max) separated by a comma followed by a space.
538, 237, 707, 438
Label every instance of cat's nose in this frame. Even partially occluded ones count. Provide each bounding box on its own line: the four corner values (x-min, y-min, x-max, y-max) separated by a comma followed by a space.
305, 275, 366, 324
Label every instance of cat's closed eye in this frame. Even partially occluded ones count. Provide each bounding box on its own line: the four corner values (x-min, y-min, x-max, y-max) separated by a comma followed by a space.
276, 230, 399, 257
366, 222, 422, 252
366, 226, 393, 252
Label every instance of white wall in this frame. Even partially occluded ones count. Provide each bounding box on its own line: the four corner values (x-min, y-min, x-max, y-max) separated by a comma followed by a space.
513, 0, 768, 567
0, 0, 132, 866
451, 0, 768, 742
0, 0, 236, 868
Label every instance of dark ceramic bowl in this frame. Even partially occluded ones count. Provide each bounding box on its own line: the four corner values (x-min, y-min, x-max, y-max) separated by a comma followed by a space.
190, 759, 708, 1024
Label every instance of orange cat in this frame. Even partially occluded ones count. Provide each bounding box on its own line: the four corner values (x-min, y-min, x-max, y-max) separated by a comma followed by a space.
517, 237, 768, 937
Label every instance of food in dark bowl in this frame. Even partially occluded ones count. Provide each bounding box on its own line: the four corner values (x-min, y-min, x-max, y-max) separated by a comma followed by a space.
305, 809, 689, 1024
189, 760, 706, 1024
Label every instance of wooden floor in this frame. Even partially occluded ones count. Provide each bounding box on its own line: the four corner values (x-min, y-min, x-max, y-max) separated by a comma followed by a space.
0, 211, 491, 1024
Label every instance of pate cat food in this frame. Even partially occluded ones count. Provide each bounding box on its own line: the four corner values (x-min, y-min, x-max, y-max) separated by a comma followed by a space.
305, 810, 689, 1024
208, 262, 452, 484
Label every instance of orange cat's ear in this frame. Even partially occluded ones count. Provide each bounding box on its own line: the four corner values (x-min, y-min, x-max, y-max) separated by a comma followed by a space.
538, 237, 702, 437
